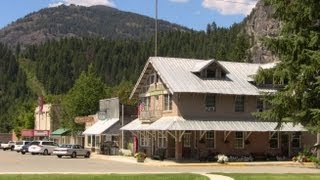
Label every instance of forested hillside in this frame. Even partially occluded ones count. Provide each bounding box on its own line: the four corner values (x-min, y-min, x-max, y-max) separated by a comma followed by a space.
0, 5, 188, 46
21, 24, 249, 95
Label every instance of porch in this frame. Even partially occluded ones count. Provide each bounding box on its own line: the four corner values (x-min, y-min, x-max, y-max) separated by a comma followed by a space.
121, 116, 309, 161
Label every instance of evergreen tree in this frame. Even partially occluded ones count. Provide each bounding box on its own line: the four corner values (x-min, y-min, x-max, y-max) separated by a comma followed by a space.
256, 0, 320, 158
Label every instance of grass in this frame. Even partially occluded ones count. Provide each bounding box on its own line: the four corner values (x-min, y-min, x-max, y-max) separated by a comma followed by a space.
0, 173, 209, 180
220, 173, 320, 180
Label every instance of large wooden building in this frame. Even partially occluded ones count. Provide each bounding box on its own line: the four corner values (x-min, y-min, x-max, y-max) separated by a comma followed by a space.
122, 57, 315, 161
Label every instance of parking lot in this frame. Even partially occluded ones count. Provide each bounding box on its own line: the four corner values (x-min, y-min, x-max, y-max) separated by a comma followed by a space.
1, 150, 320, 174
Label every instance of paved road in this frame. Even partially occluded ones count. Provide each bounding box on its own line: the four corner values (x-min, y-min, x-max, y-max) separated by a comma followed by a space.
0, 150, 319, 174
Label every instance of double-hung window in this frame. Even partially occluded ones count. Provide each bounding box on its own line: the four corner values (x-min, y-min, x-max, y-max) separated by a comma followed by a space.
235, 96, 245, 112
164, 94, 172, 111
158, 132, 167, 148
205, 94, 216, 112
140, 132, 149, 147
183, 133, 191, 148
206, 131, 215, 148
234, 132, 244, 149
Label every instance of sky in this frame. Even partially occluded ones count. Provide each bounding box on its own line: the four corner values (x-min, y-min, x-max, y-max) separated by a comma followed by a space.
0, 0, 258, 31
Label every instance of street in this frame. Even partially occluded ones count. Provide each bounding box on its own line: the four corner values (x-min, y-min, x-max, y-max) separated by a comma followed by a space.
0, 150, 320, 174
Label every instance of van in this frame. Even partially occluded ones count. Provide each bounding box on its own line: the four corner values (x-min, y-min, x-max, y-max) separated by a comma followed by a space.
14, 141, 31, 152
28, 140, 59, 155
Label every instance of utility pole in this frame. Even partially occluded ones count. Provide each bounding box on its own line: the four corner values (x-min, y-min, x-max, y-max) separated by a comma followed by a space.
121, 103, 124, 149
155, 0, 158, 57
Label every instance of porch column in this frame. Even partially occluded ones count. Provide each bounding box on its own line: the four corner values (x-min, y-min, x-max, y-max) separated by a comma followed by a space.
175, 131, 182, 161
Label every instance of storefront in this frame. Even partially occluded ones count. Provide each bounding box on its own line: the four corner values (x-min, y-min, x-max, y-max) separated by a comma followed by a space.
20, 129, 50, 140
51, 128, 70, 144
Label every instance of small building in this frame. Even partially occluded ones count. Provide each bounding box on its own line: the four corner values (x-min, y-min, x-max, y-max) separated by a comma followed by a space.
79, 98, 136, 154
122, 57, 315, 161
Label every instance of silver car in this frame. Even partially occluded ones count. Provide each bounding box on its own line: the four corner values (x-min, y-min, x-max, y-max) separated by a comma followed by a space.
53, 144, 90, 158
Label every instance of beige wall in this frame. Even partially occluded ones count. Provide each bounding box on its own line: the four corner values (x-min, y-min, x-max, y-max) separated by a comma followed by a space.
34, 104, 51, 131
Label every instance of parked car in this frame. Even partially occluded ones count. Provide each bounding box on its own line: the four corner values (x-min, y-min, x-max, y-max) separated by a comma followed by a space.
21, 141, 39, 155
28, 140, 59, 155
1, 141, 15, 151
14, 141, 31, 153
53, 144, 90, 158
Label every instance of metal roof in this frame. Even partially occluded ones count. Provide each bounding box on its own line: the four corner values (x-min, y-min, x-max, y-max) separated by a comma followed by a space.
121, 116, 306, 132
82, 118, 119, 135
131, 57, 276, 98
120, 119, 152, 131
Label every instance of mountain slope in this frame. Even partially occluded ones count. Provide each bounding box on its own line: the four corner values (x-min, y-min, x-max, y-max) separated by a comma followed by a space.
0, 5, 188, 46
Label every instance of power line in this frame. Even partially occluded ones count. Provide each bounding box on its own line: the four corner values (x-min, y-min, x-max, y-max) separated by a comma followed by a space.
215, 0, 257, 5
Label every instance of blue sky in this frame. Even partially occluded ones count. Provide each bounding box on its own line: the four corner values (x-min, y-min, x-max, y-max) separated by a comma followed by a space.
0, 0, 258, 30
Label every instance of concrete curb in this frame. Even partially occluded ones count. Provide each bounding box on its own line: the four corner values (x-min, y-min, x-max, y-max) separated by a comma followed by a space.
91, 154, 316, 168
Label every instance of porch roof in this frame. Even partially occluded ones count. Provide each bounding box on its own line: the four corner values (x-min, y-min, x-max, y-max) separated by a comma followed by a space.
51, 128, 70, 136
82, 118, 119, 135
121, 116, 306, 132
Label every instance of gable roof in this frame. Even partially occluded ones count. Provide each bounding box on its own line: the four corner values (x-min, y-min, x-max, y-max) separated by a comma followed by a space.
130, 57, 276, 98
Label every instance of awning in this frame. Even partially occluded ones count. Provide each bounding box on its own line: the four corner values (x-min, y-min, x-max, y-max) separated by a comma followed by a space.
121, 116, 306, 132
121, 119, 151, 131
51, 128, 70, 136
83, 118, 119, 135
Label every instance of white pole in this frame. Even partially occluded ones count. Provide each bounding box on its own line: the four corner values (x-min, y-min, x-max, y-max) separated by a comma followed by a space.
121, 104, 124, 149
155, 0, 158, 57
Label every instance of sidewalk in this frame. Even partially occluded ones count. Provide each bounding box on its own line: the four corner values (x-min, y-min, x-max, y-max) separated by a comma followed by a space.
91, 153, 316, 168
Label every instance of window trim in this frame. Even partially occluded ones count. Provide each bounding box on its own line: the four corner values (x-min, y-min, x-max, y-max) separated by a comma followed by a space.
157, 132, 167, 148
234, 132, 244, 149
164, 94, 173, 111
205, 94, 216, 112
235, 96, 245, 112
183, 133, 191, 148
140, 132, 149, 147
206, 131, 216, 148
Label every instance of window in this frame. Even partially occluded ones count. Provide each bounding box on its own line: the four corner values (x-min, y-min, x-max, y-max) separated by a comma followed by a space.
141, 97, 150, 111
269, 132, 279, 149
183, 133, 191, 148
235, 96, 245, 112
206, 69, 216, 78
205, 94, 216, 112
147, 73, 157, 85
164, 94, 172, 111
234, 132, 244, 149
87, 135, 91, 146
158, 132, 167, 148
206, 131, 215, 148
292, 132, 301, 149
256, 98, 264, 112
140, 132, 149, 147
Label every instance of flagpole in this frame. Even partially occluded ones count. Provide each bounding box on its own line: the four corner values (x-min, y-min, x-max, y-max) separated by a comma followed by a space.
155, 0, 158, 57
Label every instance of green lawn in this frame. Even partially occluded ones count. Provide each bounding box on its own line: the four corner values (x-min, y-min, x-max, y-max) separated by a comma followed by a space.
221, 173, 320, 180
0, 174, 208, 180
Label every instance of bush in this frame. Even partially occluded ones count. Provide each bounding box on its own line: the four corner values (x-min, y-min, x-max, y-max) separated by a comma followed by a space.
216, 154, 229, 164
119, 149, 132, 156
134, 152, 147, 162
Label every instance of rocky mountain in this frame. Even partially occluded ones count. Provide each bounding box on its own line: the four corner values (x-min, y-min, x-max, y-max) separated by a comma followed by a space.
0, 4, 188, 46
245, 0, 280, 63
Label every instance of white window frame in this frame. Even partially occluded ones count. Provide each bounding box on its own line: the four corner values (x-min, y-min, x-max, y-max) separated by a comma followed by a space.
183, 133, 191, 148
205, 94, 216, 112
164, 94, 172, 111
140, 132, 149, 147
206, 131, 215, 148
235, 96, 245, 112
234, 132, 244, 149
157, 132, 167, 148
269, 132, 279, 149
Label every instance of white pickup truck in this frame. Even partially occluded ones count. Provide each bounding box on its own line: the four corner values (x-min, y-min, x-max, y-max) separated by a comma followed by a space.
1, 141, 15, 151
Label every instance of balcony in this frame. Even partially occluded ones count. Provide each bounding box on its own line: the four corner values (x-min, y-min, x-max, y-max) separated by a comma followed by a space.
139, 110, 163, 122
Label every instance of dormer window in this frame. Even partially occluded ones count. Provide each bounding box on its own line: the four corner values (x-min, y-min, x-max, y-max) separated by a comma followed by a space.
207, 69, 216, 78
147, 73, 157, 85
191, 59, 228, 79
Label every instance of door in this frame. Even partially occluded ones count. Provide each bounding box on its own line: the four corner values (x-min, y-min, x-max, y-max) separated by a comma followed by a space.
182, 133, 192, 159
281, 134, 289, 157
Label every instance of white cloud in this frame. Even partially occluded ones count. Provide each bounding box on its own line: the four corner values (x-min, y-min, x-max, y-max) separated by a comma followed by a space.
169, 0, 189, 3
49, 0, 115, 8
202, 0, 257, 15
